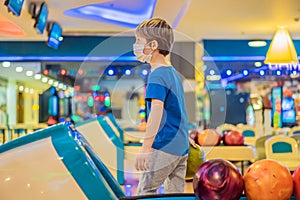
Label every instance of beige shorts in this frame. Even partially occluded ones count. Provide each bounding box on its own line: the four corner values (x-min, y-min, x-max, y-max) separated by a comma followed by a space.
136, 149, 188, 195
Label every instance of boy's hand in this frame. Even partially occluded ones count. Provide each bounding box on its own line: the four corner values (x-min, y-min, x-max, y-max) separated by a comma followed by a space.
135, 146, 152, 171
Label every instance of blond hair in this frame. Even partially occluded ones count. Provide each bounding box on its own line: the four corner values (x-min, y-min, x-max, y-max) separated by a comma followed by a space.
135, 18, 174, 56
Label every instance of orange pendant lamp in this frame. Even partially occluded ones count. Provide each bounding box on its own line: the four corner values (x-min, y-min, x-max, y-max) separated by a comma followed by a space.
264, 27, 298, 64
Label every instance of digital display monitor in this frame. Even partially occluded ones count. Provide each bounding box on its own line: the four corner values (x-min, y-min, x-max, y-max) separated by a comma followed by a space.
282, 110, 296, 123
271, 87, 282, 128
282, 97, 296, 124
282, 98, 294, 111
34, 2, 48, 34
47, 23, 62, 49
4, 0, 25, 16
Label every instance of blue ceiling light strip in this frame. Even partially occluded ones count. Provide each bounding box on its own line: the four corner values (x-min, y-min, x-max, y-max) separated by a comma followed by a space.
202, 56, 266, 62
64, 0, 157, 28
223, 73, 244, 82
0, 56, 138, 62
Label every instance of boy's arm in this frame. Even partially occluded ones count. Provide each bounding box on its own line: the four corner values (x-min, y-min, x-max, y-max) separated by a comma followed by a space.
135, 99, 164, 171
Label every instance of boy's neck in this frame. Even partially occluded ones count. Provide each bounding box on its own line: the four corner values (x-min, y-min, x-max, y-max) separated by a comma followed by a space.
150, 51, 170, 71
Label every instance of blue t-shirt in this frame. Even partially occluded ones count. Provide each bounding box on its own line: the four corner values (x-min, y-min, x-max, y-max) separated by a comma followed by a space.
145, 66, 189, 156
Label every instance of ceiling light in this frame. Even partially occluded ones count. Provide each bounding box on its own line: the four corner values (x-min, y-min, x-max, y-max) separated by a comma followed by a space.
125, 69, 131, 76
19, 86, 24, 91
48, 79, 54, 85
15, 66, 23, 72
276, 70, 281, 76
142, 69, 148, 76
2, 62, 11, 68
24, 88, 29, 93
107, 69, 115, 76
53, 81, 58, 87
29, 89, 34, 94
26, 71, 33, 76
248, 41, 267, 47
254, 62, 262, 67
226, 69, 232, 76
34, 74, 41, 80
42, 77, 48, 83
243, 70, 249, 76
264, 27, 298, 64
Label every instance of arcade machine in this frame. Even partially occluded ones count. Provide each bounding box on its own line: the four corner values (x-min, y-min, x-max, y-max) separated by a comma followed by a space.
57, 89, 72, 123
271, 86, 283, 129
223, 84, 250, 126
72, 88, 111, 122
202, 84, 226, 129
249, 94, 264, 134
246, 102, 255, 127
47, 86, 59, 125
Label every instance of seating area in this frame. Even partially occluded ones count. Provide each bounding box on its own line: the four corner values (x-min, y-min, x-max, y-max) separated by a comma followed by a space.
265, 135, 300, 171
215, 123, 300, 168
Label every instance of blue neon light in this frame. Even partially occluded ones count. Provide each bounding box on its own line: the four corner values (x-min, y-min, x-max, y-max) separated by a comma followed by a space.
203, 56, 300, 62
253, 65, 268, 72
0, 56, 138, 62
202, 56, 266, 62
224, 73, 244, 82
64, 0, 157, 28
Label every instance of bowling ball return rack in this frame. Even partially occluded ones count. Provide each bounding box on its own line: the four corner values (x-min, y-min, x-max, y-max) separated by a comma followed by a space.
119, 193, 297, 200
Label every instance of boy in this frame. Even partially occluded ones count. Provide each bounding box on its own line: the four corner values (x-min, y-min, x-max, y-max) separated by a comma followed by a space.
133, 18, 189, 195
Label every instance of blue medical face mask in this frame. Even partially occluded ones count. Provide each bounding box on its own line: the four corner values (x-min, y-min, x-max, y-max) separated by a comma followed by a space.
133, 41, 154, 63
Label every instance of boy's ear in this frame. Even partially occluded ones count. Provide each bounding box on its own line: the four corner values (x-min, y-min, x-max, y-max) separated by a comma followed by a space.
151, 40, 159, 50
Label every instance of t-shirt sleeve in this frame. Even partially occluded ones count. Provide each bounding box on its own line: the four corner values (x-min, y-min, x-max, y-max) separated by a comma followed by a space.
145, 75, 168, 102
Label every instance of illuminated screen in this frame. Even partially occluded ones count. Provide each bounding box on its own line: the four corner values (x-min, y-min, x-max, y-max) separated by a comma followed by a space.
282, 110, 296, 123
4, 0, 25, 16
282, 98, 294, 111
282, 98, 296, 123
34, 3, 48, 34
271, 87, 282, 128
47, 23, 62, 49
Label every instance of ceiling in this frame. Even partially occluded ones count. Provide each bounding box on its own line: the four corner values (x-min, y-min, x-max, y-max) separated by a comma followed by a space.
1, 0, 300, 92
1, 0, 300, 42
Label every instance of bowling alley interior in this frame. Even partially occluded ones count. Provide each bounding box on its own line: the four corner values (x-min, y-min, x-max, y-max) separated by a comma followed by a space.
1, 0, 300, 199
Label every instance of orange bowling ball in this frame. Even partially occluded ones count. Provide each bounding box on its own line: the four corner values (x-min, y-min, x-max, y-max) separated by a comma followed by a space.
244, 159, 293, 200
293, 165, 300, 200
197, 129, 222, 146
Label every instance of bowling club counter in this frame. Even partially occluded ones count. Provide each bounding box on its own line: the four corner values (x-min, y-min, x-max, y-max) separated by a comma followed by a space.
119, 194, 297, 200
200, 145, 256, 174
